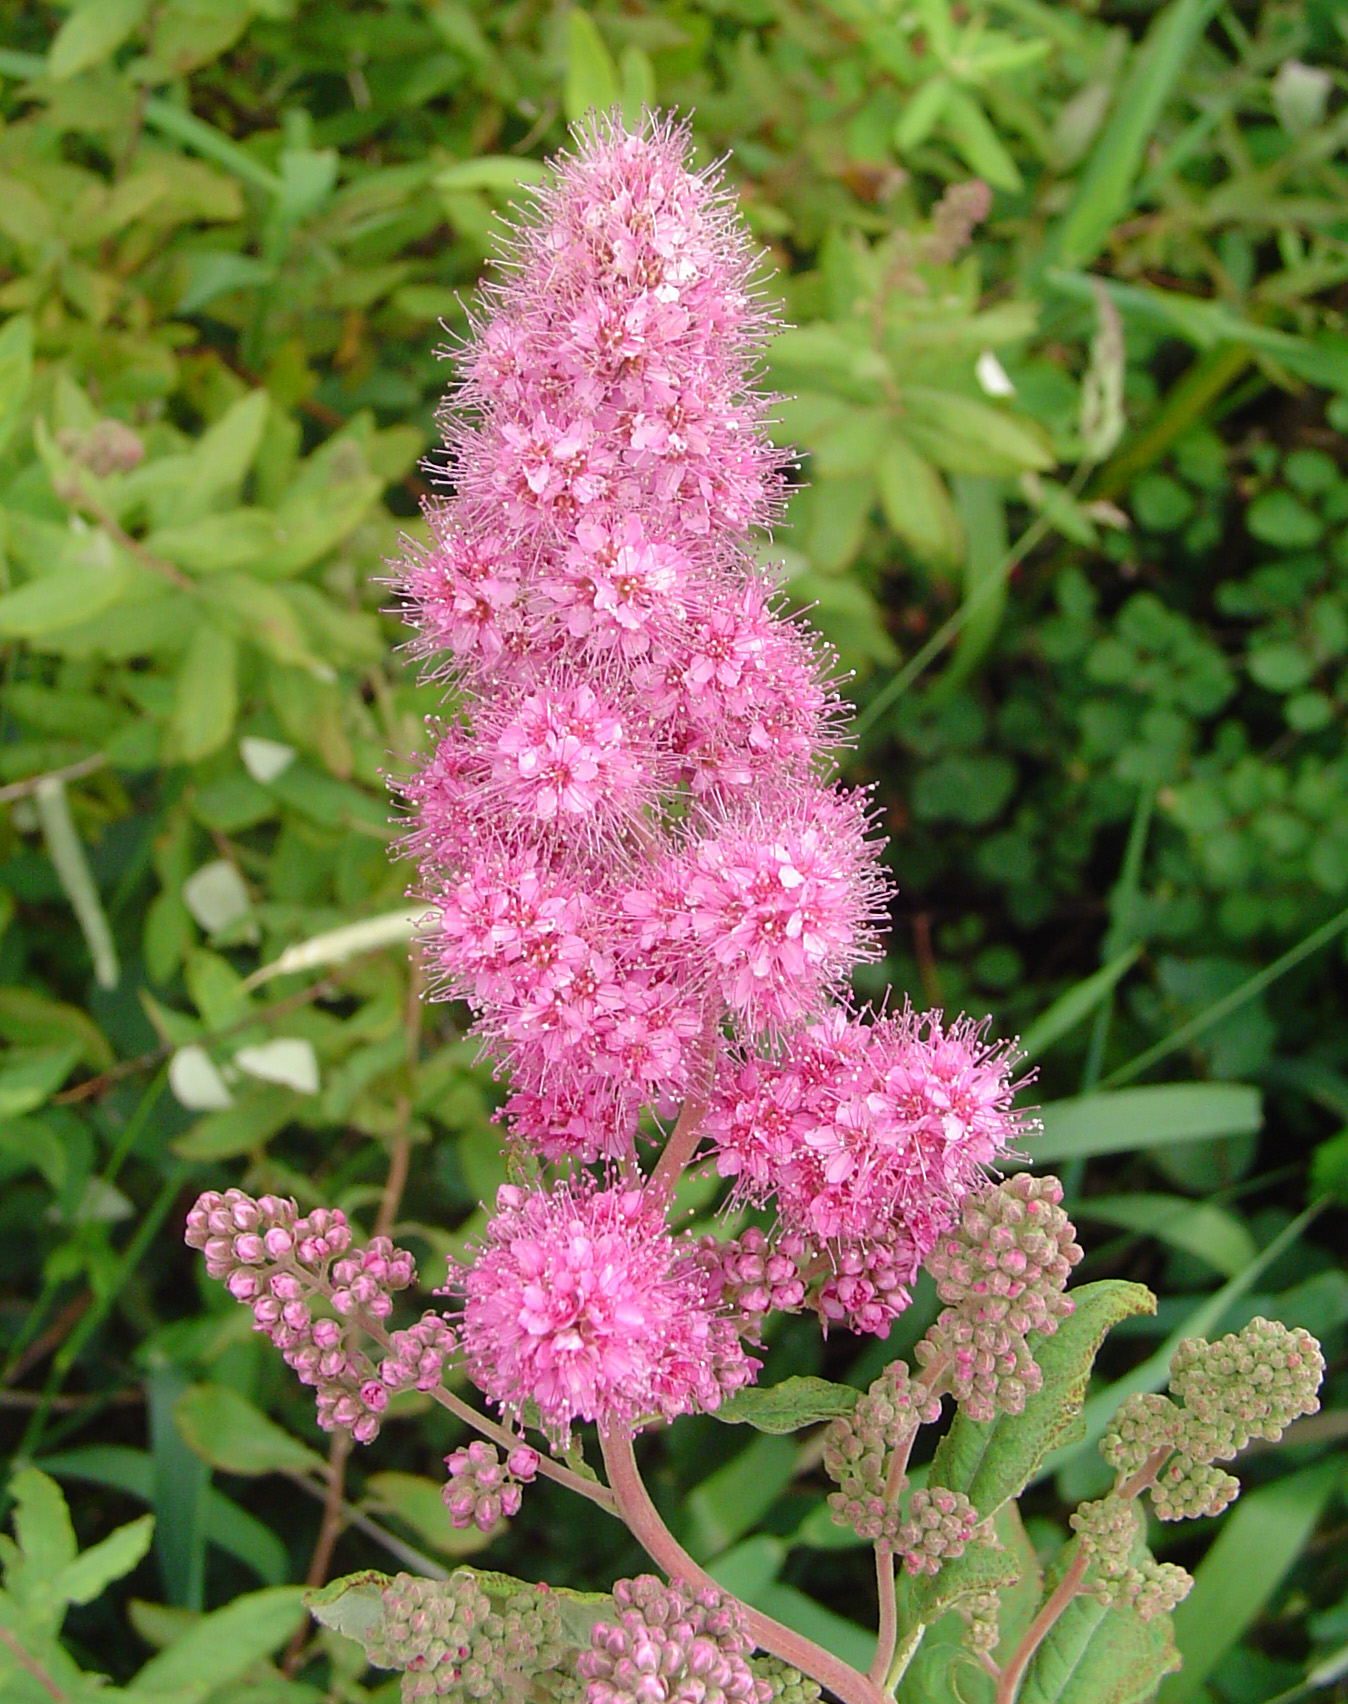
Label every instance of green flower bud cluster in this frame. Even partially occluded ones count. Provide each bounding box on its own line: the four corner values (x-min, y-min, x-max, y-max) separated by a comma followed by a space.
1099, 1393, 1181, 1476
917, 1176, 1082, 1422
897, 1488, 980, 1576
957, 1590, 1001, 1656
1149, 1455, 1240, 1522
372, 1571, 491, 1698
822, 1361, 941, 1542
1070, 1497, 1193, 1622
1100, 1318, 1324, 1529
372, 1572, 567, 1702
1169, 1317, 1323, 1457
752, 1658, 823, 1704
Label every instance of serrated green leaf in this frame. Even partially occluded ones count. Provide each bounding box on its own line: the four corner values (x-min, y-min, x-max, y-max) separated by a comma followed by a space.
55, 1515, 154, 1606
712, 1377, 860, 1434
930, 1280, 1156, 1518
173, 1384, 326, 1477
8, 1467, 78, 1607
899, 1527, 1022, 1636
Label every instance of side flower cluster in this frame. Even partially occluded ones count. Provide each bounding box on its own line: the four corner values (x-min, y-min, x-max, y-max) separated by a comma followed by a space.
1099, 1316, 1324, 1521
184, 1189, 453, 1445
578, 1576, 769, 1704
371, 1572, 567, 1703
916, 1174, 1082, 1421
443, 1440, 541, 1532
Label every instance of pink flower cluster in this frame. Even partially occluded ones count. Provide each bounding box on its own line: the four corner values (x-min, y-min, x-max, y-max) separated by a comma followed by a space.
184, 1189, 454, 1445
384, 117, 1030, 1438
460, 1184, 757, 1444
395, 116, 876, 1161
708, 1008, 1028, 1334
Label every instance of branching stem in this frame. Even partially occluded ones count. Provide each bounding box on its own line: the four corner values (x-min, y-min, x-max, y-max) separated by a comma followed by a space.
991, 1445, 1173, 1703
600, 1427, 888, 1704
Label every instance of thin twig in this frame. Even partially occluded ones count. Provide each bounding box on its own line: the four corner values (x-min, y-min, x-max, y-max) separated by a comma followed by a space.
0, 753, 107, 805
53, 975, 342, 1103
284, 1470, 449, 1579
284, 1430, 354, 1674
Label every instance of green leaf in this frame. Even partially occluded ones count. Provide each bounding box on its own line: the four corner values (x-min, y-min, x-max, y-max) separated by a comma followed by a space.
712, 1377, 860, 1435
684, 1434, 797, 1559
176, 251, 275, 315
894, 78, 952, 151
39, 1445, 289, 1586
171, 1082, 296, 1160
876, 437, 964, 565
940, 88, 1023, 192
0, 311, 34, 461
8, 1466, 78, 1601
55, 1514, 154, 1606
1021, 1583, 1180, 1704
565, 10, 619, 123
173, 1384, 326, 1477
1159, 1463, 1339, 1702
1049, 0, 1221, 270
144, 511, 282, 575
1019, 949, 1143, 1062
0, 559, 134, 639
434, 157, 550, 194
48, 0, 147, 79
899, 1526, 1022, 1638
930, 1280, 1155, 1518
902, 389, 1055, 477
1074, 1193, 1256, 1279
306, 1570, 391, 1652
1030, 1083, 1262, 1164
363, 1473, 495, 1558
619, 45, 656, 128
133, 1585, 307, 1700
0, 1042, 83, 1118
167, 624, 237, 762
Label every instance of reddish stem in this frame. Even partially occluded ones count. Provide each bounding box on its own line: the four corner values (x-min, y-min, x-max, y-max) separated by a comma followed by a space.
600, 1427, 887, 1704
648, 1009, 720, 1203
991, 1445, 1174, 1703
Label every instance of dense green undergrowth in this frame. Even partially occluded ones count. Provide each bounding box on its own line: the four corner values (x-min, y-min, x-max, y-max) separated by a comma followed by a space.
0, 2, 1346, 1701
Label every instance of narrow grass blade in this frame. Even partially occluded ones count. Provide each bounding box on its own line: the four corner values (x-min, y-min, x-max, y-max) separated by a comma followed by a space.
1048, 0, 1221, 270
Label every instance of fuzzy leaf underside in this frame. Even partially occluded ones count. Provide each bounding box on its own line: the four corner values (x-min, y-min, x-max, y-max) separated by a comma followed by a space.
711, 1376, 861, 1434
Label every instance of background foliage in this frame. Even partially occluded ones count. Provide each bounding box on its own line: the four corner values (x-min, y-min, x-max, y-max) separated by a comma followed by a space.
0, 1, 1346, 1701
